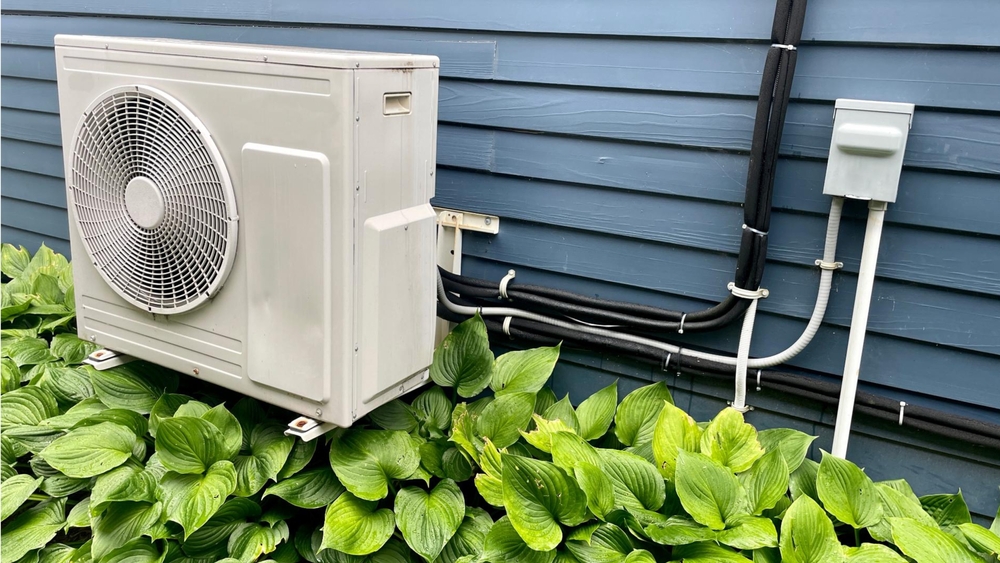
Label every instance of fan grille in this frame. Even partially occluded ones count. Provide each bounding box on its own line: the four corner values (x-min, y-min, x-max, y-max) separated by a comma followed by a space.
69, 86, 237, 314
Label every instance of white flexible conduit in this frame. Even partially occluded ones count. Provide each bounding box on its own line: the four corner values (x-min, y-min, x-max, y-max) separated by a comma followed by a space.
439, 198, 845, 374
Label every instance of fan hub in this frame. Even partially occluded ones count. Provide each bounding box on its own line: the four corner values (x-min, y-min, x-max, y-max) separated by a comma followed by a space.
124, 176, 165, 229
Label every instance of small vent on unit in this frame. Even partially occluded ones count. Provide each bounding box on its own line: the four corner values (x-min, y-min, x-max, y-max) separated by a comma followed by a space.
69, 86, 237, 314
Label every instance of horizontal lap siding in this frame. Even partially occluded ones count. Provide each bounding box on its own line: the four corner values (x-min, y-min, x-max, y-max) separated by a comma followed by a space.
2, 2, 998, 518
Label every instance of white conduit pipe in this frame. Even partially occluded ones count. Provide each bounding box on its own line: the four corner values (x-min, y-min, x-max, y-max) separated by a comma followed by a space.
730, 283, 768, 412
831, 200, 888, 458
438, 197, 845, 379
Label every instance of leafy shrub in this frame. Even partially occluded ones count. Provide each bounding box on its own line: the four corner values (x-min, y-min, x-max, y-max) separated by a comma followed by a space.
2, 243, 999, 563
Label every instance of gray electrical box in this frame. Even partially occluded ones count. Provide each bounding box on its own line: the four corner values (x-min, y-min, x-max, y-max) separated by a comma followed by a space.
822, 99, 914, 202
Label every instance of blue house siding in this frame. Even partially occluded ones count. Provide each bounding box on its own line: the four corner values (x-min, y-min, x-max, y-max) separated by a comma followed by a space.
2, 1, 998, 517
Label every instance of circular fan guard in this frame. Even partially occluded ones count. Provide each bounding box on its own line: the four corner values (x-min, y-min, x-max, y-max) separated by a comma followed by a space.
69, 86, 237, 314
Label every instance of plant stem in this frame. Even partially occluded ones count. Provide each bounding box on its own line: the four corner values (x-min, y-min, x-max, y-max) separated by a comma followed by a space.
854, 527, 861, 547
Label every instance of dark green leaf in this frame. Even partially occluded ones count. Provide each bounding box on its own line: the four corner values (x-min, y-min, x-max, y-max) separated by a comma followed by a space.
542, 394, 580, 435
39, 422, 135, 478
395, 479, 465, 561
1, 474, 42, 521
328, 429, 420, 501
675, 450, 746, 530
430, 313, 494, 398
49, 334, 99, 365
228, 521, 290, 563
482, 516, 556, 563
278, 437, 317, 480
92, 501, 164, 561
161, 460, 238, 539
91, 362, 178, 414
264, 468, 345, 509
233, 423, 295, 497
1, 385, 59, 429
0, 498, 66, 562
436, 508, 492, 563
476, 392, 536, 449
502, 454, 588, 551
368, 400, 418, 433
156, 417, 228, 474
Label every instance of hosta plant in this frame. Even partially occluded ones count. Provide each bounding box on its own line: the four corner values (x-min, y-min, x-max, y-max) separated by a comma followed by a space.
2, 243, 999, 563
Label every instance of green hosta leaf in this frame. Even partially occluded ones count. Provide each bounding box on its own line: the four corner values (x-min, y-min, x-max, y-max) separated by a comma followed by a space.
321, 492, 395, 556
395, 479, 465, 561
437, 508, 492, 563
421, 440, 450, 478
73, 407, 148, 438
37, 397, 106, 431
843, 543, 908, 562
92, 501, 164, 561
49, 334, 99, 365
5, 337, 58, 366
91, 464, 159, 515
921, 491, 973, 527
4, 424, 64, 454
598, 448, 665, 512
228, 521, 290, 563
482, 516, 556, 563
182, 497, 261, 558
672, 542, 753, 562
534, 387, 557, 417
2, 385, 59, 429
31, 273, 64, 305
740, 449, 789, 516
161, 460, 238, 539
958, 523, 1000, 557
475, 473, 505, 508
442, 448, 474, 482
755, 428, 815, 474
614, 381, 671, 447
816, 451, 882, 529
890, 517, 985, 563
36, 365, 95, 407
156, 416, 228, 474
0, 498, 66, 562
549, 430, 601, 470
491, 344, 560, 396
476, 392, 536, 449
2, 244, 32, 278
651, 400, 700, 480
412, 386, 454, 435
521, 415, 577, 453
1, 434, 22, 464
700, 407, 763, 473
39, 422, 134, 478
65, 497, 91, 531
779, 495, 845, 563
174, 400, 211, 418
100, 537, 166, 563
868, 483, 937, 543
1, 357, 19, 394
564, 523, 633, 562
264, 467, 345, 509
41, 472, 91, 498
1, 291, 32, 323
234, 422, 294, 497
646, 516, 718, 546
91, 362, 179, 414
502, 454, 588, 551
368, 400, 419, 432
1, 474, 42, 520
575, 380, 617, 441
789, 458, 819, 502
574, 462, 616, 519
201, 404, 243, 460
449, 402, 483, 463
717, 516, 778, 550
542, 394, 581, 434
278, 437, 317, 480
430, 313, 494, 398
992, 490, 999, 536
675, 450, 747, 530
623, 550, 656, 563
148, 393, 193, 438
328, 429, 420, 501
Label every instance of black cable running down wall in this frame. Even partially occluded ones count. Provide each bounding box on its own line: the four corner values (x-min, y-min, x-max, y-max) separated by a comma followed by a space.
437, 305, 1000, 451
441, 0, 807, 335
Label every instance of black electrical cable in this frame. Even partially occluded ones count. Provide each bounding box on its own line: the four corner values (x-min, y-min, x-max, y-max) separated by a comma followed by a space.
438, 304, 1000, 450
442, 0, 808, 335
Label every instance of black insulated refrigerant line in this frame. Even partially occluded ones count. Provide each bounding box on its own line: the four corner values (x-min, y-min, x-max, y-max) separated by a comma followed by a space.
440, 0, 807, 335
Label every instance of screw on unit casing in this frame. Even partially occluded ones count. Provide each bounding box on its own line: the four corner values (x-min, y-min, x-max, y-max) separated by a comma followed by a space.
192, 368, 199, 375
355, 116, 360, 121
315, 408, 323, 416
352, 412, 357, 420
89, 335, 97, 342
485, 217, 492, 226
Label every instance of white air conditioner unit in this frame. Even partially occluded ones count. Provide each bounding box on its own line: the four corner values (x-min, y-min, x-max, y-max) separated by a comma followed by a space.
54, 35, 440, 429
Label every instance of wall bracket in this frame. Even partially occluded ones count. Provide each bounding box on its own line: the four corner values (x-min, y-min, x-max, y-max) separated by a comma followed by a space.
435, 208, 500, 275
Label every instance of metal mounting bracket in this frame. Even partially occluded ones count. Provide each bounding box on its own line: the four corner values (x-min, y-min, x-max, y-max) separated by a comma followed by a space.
435, 208, 500, 275
284, 416, 338, 442
83, 349, 137, 371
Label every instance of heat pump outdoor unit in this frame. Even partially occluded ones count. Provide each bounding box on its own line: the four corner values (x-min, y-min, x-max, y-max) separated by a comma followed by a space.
54, 35, 440, 430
